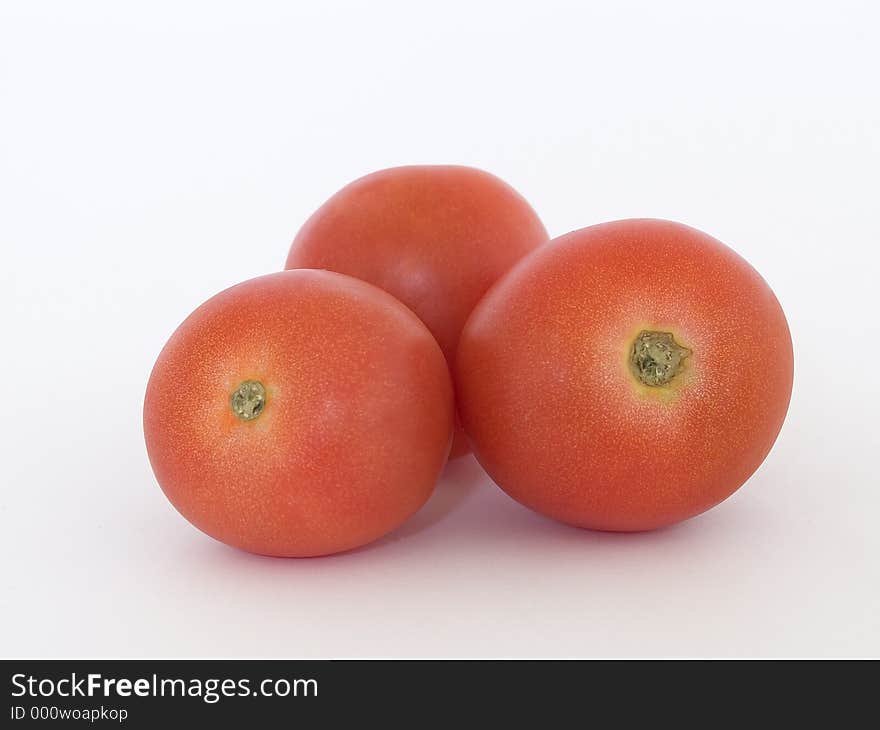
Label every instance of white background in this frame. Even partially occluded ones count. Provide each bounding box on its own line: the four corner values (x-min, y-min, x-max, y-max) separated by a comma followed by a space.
1, 0, 878, 658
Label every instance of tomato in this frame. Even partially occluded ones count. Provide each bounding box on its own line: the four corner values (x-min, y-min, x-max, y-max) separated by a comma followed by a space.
285, 165, 548, 458
143, 269, 454, 557
455, 219, 794, 531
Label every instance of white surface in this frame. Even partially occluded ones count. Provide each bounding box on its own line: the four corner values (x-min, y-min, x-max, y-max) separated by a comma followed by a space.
1, 0, 878, 658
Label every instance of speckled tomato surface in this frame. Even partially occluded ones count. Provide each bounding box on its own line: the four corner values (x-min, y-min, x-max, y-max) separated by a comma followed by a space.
144, 269, 454, 557
285, 165, 548, 458
456, 219, 793, 531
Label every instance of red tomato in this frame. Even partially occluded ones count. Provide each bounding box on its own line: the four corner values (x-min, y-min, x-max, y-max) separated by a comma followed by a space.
456, 219, 794, 531
144, 269, 454, 557
285, 165, 548, 458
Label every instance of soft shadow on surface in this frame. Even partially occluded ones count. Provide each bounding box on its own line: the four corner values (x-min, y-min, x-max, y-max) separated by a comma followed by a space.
188, 455, 488, 566
187, 458, 758, 569
443, 472, 752, 554
374, 454, 486, 543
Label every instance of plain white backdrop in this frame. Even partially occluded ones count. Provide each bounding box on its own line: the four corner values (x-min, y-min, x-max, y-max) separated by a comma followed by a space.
1, 1, 878, 658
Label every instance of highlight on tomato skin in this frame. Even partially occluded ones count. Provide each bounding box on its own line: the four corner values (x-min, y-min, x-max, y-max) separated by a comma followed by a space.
284, 164, 549, 459
143, 269, 455, 558
455, 218, 794, 532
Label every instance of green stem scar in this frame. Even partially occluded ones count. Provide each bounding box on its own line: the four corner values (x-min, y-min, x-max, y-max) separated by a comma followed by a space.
629, 331, 691, 387
230, 380, 266, 421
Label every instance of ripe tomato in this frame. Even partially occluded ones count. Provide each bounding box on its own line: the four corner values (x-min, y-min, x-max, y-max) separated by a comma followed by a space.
285, 165, 548, 458
456, 219, 794, 531
144, 269, 454, 557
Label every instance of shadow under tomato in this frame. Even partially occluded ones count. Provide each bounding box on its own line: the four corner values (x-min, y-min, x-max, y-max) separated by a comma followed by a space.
373, 455, 486, 545
476, 490, 750, 553
195, 455, 746, 565
197, 456, 487, 563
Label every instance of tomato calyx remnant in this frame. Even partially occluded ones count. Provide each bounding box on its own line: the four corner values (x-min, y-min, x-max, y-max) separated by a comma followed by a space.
231, 380, 267, 421
629, 331, 691, 387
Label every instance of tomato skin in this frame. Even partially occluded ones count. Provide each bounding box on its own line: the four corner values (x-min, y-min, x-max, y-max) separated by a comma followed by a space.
456, 219, 794, 531
144, 269, 454, 557
285, 165, 549, 458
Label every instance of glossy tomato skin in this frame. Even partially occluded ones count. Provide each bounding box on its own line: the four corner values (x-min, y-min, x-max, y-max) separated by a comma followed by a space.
285, 165, 549, 458
144, 269, 454, 557
456, 219, 793, 531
